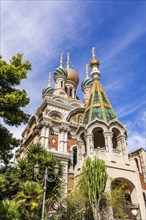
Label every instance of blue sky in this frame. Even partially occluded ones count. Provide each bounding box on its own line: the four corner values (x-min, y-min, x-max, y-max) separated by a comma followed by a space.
1, 1, 145, 152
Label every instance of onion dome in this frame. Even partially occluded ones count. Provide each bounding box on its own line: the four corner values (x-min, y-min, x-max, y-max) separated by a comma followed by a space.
42, 86, 54, 94
42, 72, 54, 95
81, 64, 92, 88
66, 52, 79, 85
90, 47, 100, 67
54, 54, 68, 81
66, 68, 79, 85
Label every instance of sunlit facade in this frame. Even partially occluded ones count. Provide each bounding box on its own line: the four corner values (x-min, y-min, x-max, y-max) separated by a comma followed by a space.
16, 48, 145, 219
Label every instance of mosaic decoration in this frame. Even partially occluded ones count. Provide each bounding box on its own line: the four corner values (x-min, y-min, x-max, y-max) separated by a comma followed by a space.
92, 107, 103, 121
104, 107, 116, 122
94, 90, 99, 103
83, 110, 90, 125
101, 91, 108, 103
83, 71, 117, 124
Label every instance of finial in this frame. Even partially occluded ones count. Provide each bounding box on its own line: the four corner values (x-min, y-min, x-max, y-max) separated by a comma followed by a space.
67, 52, 70, 68
86, 64, 89, 77
92, 47, 96, 59
60, 53, 63, 67
48, 72, 51, 87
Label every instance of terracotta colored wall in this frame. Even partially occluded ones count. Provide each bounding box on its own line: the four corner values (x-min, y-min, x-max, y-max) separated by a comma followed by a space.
68, 138, 76, 152
50, 134, 58, 151
129, 152, 146, 190
68, 175, 74, 192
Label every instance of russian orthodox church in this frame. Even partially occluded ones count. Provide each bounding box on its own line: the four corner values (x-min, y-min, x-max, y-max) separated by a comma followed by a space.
16, 48, 145, 219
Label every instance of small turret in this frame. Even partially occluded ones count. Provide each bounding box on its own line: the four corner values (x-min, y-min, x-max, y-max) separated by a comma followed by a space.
54, 54, 68, 90
81, 64, 92, 103
42, 72, 54, 99
65, 52, 79, 99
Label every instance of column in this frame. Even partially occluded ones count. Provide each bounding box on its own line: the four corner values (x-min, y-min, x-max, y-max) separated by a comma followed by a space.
59, 126, 64, 152
117, 134, 128, 160
40, 123, 46, 147
61, 160, 68, 196
76, 140, 83, 166
103, 131, 113, 155
44, 122, 53, 149
85, 133, 93, 156
64, 128, 70, 153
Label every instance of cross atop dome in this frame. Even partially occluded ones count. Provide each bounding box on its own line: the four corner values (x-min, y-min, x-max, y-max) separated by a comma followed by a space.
90, 47, 100, 67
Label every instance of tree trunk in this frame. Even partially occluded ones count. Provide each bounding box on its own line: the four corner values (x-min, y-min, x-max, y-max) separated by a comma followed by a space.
95, 197, 100, 220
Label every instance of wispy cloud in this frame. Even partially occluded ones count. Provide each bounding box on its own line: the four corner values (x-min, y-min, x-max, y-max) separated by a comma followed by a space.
125, 111, 146, 152
1, 1, 145, 153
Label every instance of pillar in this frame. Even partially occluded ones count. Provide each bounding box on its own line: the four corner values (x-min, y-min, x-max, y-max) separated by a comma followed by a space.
44, 122, 53, 149
117, 134, 128, 160
85, 133, 93, 156
103, 131, 113, 155
40, 123, 46, 146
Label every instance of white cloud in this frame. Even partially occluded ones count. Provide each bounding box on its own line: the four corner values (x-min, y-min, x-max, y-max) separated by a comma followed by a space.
125, 111, 146, 152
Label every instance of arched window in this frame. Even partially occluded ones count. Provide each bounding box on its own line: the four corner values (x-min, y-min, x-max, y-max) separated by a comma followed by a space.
61, 81, 63, 88
93, 128, 105, 148
70, 88, 72, 97
78, 115, 82, 124
73, 147, 77, 168
112, 128, 120, 149
80, 132, 87, 155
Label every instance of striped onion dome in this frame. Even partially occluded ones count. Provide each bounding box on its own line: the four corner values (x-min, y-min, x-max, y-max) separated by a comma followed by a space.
54, 67, 68, 81
42, 86, 54, 95
81, 75, 92, 88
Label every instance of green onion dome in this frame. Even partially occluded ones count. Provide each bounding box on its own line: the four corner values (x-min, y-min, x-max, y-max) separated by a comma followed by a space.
42, 86, 54, 95
81, 75, 92, 88
54, 67, 68, 81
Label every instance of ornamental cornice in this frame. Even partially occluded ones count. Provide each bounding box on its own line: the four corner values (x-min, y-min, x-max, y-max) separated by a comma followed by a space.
59, 126, 71, 132
32, 128, 39, 136
46, 122, 53, 128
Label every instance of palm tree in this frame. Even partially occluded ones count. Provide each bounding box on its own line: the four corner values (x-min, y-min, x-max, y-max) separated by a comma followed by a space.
16, 181, 43, 220
0, 199, 21, 220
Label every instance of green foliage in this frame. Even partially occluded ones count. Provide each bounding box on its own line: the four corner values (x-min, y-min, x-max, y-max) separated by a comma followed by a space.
0, 199, 21, 220
0, 54, 31, 126
50, 176, 94, 220
82, 157, 108, 219
111, 181, 129, 219
0, 125, 19, 165
0, 144, 64, 219
0, 54, 31, 164
0, 166, 20, 200
16, 181, 43, 220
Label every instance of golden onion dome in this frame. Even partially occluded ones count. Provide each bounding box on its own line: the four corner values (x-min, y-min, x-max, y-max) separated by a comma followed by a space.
66, 68, 79, 85
90, 58, 100, 67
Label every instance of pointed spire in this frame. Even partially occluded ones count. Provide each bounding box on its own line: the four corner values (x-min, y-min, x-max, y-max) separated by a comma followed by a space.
86, 64, 89, 78
60, 53, 63, 67
48, 72, 51, 87
67, 52, 70, 68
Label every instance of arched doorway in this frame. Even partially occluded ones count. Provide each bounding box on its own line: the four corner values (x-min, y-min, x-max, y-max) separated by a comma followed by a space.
111, 178, 138, 219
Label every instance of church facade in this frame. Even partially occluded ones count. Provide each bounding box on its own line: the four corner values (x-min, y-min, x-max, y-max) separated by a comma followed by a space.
16, 48, 145, 219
